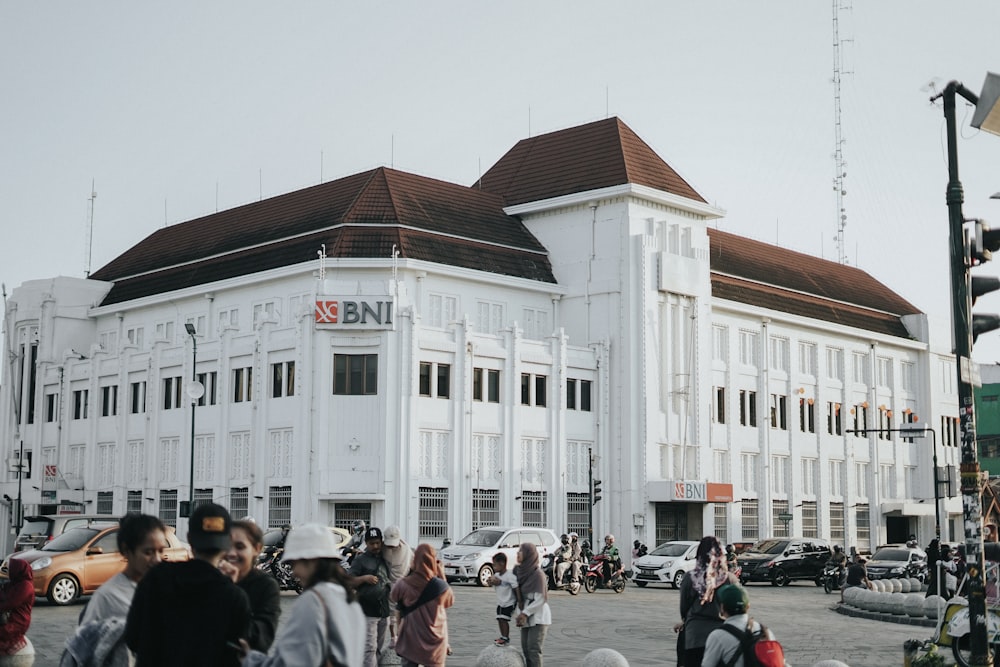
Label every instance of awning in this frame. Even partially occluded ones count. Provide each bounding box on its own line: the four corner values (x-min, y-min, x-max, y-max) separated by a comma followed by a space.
880, 501, 935, 517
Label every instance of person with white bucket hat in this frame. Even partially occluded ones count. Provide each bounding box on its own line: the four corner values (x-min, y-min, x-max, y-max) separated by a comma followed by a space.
240, 524, 365, 667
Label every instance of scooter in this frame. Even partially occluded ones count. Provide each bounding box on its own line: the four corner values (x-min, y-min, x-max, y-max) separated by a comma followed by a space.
819, 563, 845, 594
541, 553, 581, 595
257, 544, 302, 593
584, 554, 626, 594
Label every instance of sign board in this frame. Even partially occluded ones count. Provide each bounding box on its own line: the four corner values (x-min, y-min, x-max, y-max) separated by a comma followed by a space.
778, 512, 794, 521
670, 481, 734, 502
315, 297, 394, 329
44, 465, 57, 486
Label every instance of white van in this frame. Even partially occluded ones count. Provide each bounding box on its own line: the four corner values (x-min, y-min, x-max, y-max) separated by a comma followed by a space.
439, 526, 559, 586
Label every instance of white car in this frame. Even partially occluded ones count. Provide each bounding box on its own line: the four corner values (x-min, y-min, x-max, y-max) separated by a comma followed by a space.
439, 526, 559, 586
630, 540, 698, 589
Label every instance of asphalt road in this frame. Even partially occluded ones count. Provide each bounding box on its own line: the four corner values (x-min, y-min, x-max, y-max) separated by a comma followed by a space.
27, 579, 927, 666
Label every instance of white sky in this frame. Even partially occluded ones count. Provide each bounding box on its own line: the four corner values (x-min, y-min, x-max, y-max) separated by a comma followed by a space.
3, 2, 1000, 364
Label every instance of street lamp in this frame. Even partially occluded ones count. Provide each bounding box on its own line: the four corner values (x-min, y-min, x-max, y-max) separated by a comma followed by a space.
931, 72, 1000, 667
179, 323, 203, 518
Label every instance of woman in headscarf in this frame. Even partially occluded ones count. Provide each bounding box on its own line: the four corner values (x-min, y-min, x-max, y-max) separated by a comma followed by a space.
0, 558, 34, 666
513, 543, 551, 667
678, 536, 738, 667
389, 544, 453, 667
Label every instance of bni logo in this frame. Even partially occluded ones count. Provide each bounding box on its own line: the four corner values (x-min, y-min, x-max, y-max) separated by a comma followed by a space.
315, 300, 339, 323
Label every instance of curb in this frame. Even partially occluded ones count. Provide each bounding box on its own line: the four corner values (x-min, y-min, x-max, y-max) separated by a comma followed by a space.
833, 603, 937, 627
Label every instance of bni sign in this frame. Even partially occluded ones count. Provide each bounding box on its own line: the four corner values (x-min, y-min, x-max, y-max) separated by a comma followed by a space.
315, 297, 394, 330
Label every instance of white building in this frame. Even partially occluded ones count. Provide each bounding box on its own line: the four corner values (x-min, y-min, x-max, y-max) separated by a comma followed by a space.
0, 118, 961, 554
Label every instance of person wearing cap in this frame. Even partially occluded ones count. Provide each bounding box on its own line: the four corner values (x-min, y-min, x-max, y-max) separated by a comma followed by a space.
701, 584, 781, 667
240, 524, 365, 667
125, 503, 251, 667
381, 525, 413, 650
348, 526, 392, 667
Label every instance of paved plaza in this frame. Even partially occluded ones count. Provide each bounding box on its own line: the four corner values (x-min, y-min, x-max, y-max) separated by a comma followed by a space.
26, 580, 928, 666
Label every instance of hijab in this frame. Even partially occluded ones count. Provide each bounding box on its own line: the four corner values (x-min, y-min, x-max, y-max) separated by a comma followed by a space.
402, 543, 440, 590
514, 542, 546, 600
689, 536, 728, 603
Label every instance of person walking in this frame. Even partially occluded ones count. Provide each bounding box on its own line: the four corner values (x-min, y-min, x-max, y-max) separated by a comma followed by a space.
679, 536, 739, 667
125, 503, 251, 667
390, 544, 453, 667
348, 526, 391, 667
382, 525, 414, 650
0, 558, 34, 666
239, 524, 365, 667
513, 543, 551, 667
701, 584, 783, 667
220, 519, 281, 652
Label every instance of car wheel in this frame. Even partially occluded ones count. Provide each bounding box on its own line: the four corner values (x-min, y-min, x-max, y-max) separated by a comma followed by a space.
771, 569, 789, 587
477, 564, 495, 587
673, 571, 685, 589
635, 581, 648, 588
48, 574, 80, 606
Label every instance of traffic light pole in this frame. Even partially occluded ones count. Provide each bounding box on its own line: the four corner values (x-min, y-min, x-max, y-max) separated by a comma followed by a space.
941, 80, 990, 667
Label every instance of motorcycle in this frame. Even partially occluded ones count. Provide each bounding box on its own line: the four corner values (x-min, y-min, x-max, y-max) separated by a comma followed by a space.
541, 553, 581, 595
584, 554, 625, 594
257, 544, 302, 593
819, 563, 845, 594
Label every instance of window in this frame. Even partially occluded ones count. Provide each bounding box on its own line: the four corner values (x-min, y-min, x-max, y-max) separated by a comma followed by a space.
771, 456, 788, 494
333, 503, 372, 533
567, 493, 590, 536
826, 347, 844, 381
769, 394, 787, 430
184, 315, 207, 336
476, 300, 505, 336
942, 416, 959, 447
852, 352, 868, 384
418, 362, 450, 398
522, 308, 550, 340
127, 490, 142, 514
253, 301, 279, 328
98, 330, 118, 351
712, 326, 728, 362
130, 381, 147, 414
877, 357, 893, 388
798, 342, 816, 376
769, 337, 789, 372
713, 387, 726, 424
829, 503, 845, 543
714, 450, 731, 483
73, 389, 89, 420
739, 331, 758, 367
714, 504, 728, 544
901, 361, 915, 392
852, 404, 868, 436
472, 368, 501, 403
154, 321, 175, 342
45, 393, 58, 422
427, 293, 458, 329
801, 501, 818, 538
829, 460, 844, 496
193, 489, 213, 512
472, 489, 500, 530
271, 362, 295, 398
877, 406, 891, 439
739, 390, 757, 427
880, 464, 895, 498
855, 505, 870, 552
855, 462, 869, 497
566, 379, 592, 411
159, 490, 178, 527
521, 490, 547, 527
941, 358, 955, 394
741, 500, 759, 541
826, 402, 842, 435
162, 376, 183, 410
333, 354, 378, 395
268, 486, 291, 529
196, 372, 217, 406
230, 487, 249, 518
772, 500, 790, 538
126, 326, 144, 348
801, 458, 817, 495
520, 373, 547, 406
100, 385, 118, 417
798, 398, 815, 433
418, 487, 448, 540
741, 453, 758, 493
218, 307, 239, 331
232, 367, 253, 403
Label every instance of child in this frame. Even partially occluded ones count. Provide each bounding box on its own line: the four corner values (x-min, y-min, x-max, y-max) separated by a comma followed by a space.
487, 552, 519, 646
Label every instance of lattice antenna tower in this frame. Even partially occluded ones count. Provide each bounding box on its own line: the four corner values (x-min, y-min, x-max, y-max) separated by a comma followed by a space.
85, 180, 97, 278
832, 0, 852, 264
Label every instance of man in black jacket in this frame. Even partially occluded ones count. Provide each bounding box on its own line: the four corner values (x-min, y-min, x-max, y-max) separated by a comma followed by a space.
126, 503, 251, 666
349, 526, 391, 667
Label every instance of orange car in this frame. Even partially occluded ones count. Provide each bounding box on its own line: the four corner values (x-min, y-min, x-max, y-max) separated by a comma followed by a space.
10, 523, 190, 605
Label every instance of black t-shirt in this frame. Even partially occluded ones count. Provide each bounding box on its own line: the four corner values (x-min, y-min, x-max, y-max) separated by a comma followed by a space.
846, 562, 867, 586
349, 550, 390, 618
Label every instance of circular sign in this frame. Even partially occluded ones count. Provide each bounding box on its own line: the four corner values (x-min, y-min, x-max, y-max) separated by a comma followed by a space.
185, 380, 205, 400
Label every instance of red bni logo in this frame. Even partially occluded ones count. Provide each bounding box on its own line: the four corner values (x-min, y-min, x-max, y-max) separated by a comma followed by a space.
315, 300, 339, 323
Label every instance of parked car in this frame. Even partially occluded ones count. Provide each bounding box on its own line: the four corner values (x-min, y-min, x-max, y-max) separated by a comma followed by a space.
866, 545, 928, 581
14, 514, 115, 552
630, 540, 698, 589
9, 524, 190, 605
737, 537, 832, 586
440, 527, 559, 586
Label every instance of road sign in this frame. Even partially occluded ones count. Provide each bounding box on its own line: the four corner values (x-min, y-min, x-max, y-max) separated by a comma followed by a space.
777, 512, 794, 521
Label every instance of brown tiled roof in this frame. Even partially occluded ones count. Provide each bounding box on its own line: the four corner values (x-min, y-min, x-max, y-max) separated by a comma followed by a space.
708, 228, 921, 338
475, 117, 706, 206
92, 168, 555, 305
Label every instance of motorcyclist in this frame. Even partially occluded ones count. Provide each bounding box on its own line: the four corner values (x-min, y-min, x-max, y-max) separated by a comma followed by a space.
342, 519, 367, 561
725, 544, 738, 570
827, 544, 848, 587
632, 540, 648, 559
600, 534, 621, 585
581, 539, 594, 563
554, 534, 573, 584
568, 532, 583, 582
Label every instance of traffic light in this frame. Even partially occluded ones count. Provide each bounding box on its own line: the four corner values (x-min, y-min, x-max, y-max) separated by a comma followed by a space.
970, 219, 1000, 342
592, 479, 603, 504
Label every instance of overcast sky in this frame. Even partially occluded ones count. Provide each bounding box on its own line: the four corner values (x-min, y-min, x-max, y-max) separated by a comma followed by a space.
3, 2, 1000, 367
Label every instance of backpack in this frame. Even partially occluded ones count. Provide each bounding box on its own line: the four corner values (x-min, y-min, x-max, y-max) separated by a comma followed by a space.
719, 618, 784, 667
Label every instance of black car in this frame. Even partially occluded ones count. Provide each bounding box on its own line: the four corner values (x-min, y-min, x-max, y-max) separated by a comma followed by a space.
865, 546, 928, 581
737, 537, 832, 586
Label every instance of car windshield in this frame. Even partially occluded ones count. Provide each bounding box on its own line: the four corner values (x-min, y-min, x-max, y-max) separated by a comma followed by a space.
650, 542, 691, 557
457, 530, 503, 547
872, 548, 910, 562
747, 539, 789, 555
17, 519, 51, 537
42, 527, 102, 552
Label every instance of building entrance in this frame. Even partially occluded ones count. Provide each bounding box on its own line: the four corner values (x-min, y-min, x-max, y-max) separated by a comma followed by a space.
655, 503, 689, 543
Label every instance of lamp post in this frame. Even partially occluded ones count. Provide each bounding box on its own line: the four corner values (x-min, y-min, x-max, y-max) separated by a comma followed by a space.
180, 324, 203, 519
931, 74, 1000, 667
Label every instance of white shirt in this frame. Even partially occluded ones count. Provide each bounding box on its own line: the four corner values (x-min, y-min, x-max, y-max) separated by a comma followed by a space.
80, 572, 136, 625
494, 570, 518, 607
